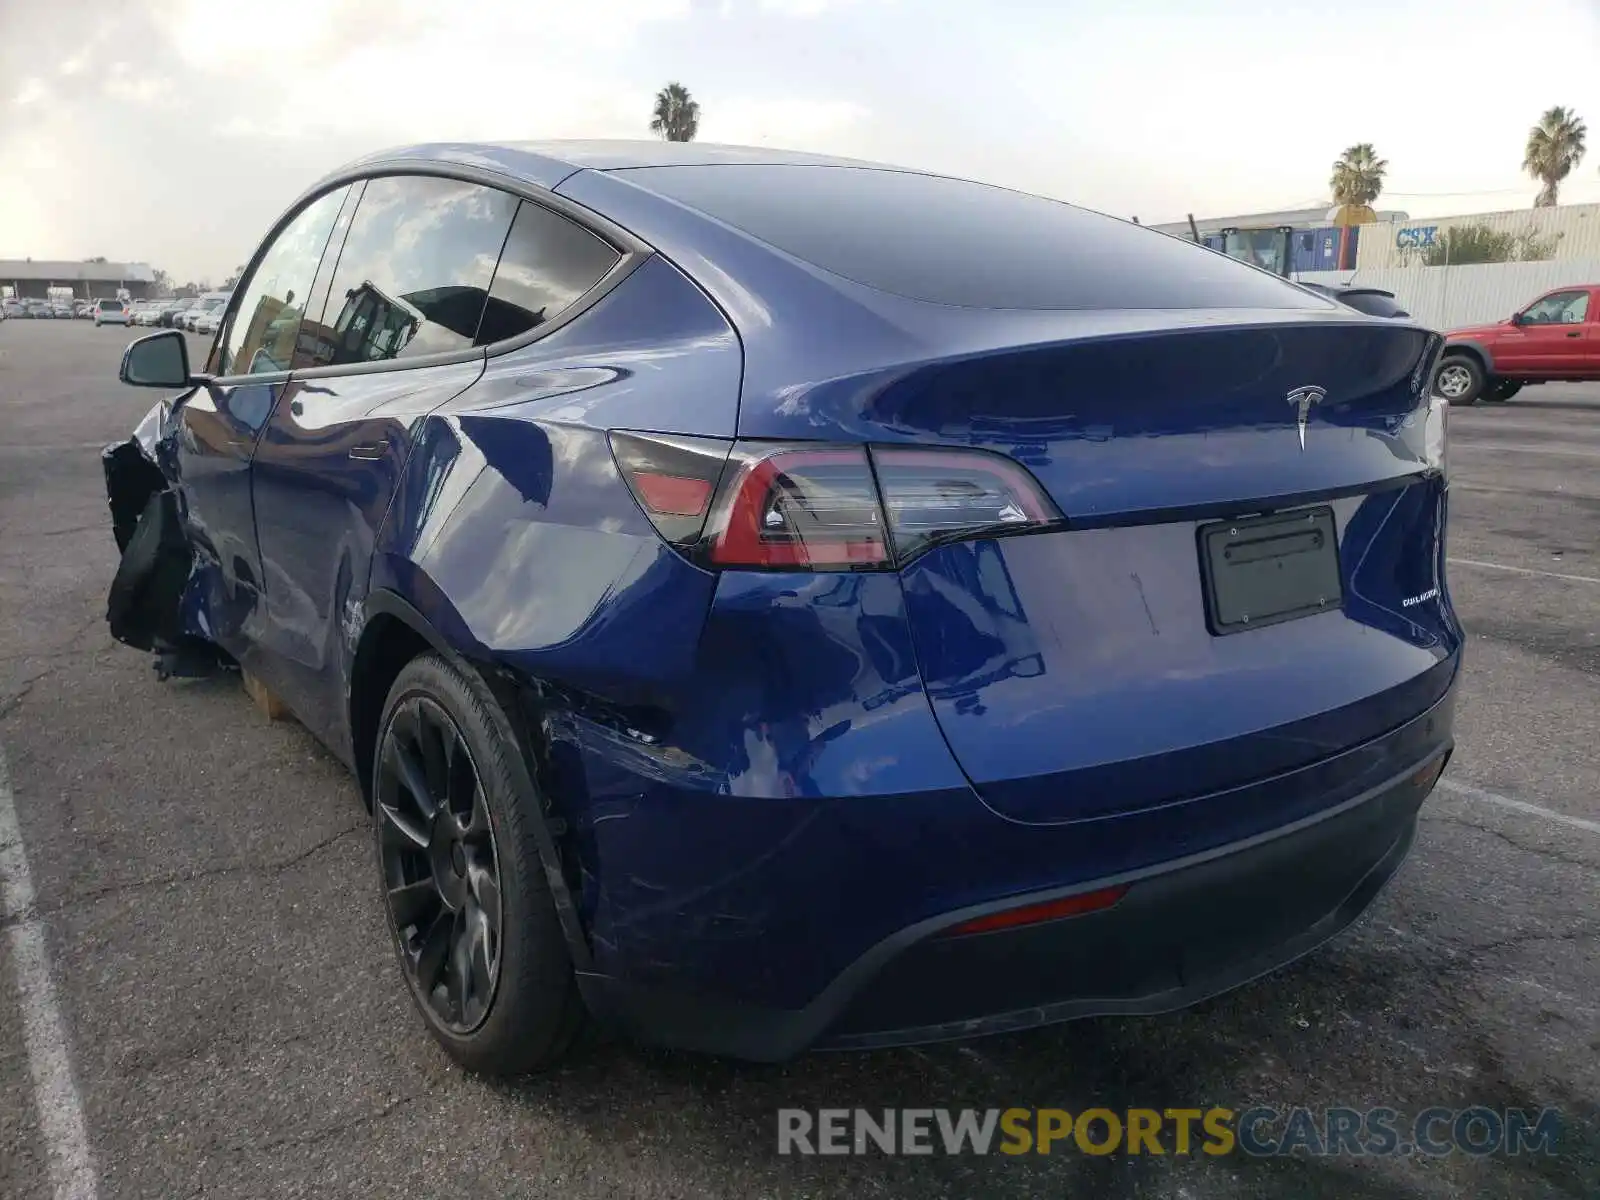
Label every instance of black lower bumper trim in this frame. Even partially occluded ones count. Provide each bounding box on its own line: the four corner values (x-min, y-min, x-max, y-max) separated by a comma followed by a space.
823, 787, 1422, 1049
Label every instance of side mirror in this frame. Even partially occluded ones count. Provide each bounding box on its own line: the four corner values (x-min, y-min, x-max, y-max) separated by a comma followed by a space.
119, 330, 206, 389
1510, 312, 1528, 326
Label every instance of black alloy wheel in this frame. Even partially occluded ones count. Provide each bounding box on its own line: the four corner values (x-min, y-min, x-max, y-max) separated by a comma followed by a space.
377, 693, 503, 1034
372, 653, 585, 1074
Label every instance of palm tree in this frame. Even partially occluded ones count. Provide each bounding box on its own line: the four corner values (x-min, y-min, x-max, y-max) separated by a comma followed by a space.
1523, 106, 1587, 208
650, 82, 700, 143
1329, 143, 1388, 207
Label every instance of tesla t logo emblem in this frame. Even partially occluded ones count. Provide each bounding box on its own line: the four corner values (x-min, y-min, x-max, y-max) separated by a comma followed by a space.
1286, 386, 1326, 451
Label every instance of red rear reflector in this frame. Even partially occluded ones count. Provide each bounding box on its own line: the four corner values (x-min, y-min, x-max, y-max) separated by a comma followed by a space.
944, 885, 1128, 937
632, 471, 713, 518
1411, 758, 1446, 791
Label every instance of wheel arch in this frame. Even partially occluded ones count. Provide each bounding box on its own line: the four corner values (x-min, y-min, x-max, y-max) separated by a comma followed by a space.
1441, 339, 1496, 375
349, 589, 596, 972
349, 591, 454, 808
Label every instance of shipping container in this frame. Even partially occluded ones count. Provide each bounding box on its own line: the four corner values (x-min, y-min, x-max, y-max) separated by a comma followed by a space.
1290, 226, 1344, 273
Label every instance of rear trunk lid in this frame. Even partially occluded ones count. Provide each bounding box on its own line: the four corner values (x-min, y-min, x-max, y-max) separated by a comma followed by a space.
875, 315, 1459, 825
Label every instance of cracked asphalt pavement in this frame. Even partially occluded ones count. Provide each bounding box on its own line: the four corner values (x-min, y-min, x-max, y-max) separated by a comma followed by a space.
1, 319, 1597, 1198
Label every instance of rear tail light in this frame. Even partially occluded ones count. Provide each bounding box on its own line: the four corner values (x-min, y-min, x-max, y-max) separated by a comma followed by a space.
872, 446, 1057, 562
707, 443, 889, 569
609, 432, 1061, 571
608, 431, 730, 547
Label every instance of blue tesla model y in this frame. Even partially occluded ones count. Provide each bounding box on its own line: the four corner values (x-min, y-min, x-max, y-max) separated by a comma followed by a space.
103, 141, 1461, 1073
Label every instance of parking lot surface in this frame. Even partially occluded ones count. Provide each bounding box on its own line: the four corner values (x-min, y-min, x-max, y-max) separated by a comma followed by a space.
1, 319, 1596, 1198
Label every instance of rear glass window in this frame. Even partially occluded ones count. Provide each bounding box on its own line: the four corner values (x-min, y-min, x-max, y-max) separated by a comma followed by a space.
101, 301, 123, 310
624, 165, 1325, 311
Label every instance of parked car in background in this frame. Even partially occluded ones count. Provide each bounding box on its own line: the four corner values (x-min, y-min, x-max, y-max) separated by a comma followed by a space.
1432, 284, 1600, 405
74, 300, 92, 318
193, 305, 224, 336
155, 300, 188, 327
51, 301, 74, 319
181, 292, 231, 333
134, 301, 160, 326
1, 298, 24, 319
102, 141, 1458, 1075
26, 299, 51, 319
93, 298, 130, 327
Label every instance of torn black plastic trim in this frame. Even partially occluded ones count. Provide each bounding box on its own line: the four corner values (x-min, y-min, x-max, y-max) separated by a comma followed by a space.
101, 423, 230, 676
103, 438, 169, 557
105, 488, 195, 653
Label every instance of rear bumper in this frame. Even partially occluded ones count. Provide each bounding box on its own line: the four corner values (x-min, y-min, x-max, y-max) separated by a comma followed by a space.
822, 749, 1442, 1050
580, 736, 1450, 1061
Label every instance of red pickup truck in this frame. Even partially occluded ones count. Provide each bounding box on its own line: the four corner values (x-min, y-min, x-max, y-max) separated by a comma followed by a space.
1433, 284, 1600, 404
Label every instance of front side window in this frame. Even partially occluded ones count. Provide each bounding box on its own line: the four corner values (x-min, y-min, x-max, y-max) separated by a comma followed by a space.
301, 175, 517, 369
220, 185, 350, 377
1522, 290, 1589, 325
473, 201, 620, 345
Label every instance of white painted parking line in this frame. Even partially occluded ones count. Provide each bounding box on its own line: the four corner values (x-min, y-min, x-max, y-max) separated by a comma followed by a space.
1437, 777, 1600, 837
1448, 557, 1600, 586
0, 743, 98, 1200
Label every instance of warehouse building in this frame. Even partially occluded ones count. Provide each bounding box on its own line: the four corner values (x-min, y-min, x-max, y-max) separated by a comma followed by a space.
0, 260, 157, 302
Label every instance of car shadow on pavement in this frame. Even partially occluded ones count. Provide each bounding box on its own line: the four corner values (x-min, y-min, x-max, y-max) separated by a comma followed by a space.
483, 931, 1599, 1200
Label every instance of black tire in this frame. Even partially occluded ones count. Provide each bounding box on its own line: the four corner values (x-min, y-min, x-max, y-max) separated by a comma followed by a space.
1433, 354, 1484, 406
372, 652, 585, 1075
1484, 380, 1522, 403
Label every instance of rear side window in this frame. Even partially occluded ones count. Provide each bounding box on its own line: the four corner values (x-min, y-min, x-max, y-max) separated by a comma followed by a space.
624, 164, 1326, 311
474, 201, 620, 345
301, 175, 518, 368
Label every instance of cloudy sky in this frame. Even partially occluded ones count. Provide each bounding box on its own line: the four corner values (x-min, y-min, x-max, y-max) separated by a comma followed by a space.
6, 0, 1600, 284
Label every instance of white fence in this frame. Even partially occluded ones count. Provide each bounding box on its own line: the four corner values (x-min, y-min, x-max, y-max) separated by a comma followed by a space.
1297, 259, 1600, 330
1355, 203, 1600, 270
